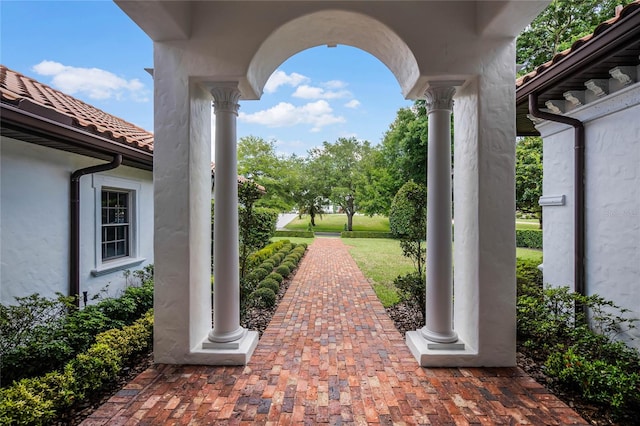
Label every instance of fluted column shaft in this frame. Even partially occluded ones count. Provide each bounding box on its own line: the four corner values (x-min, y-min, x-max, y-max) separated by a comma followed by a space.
421, 85, 458, 343
208, 83, 246, 343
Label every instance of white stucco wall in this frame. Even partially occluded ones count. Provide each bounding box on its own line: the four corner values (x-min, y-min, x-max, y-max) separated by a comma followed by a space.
0, 136, 154, 306
538, 83, 640, 349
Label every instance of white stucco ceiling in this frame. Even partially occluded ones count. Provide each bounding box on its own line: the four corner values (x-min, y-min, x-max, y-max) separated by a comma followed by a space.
116, 0, 549, 99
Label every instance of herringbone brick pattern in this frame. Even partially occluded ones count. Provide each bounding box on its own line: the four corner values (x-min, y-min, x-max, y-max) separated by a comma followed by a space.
83, 238, 588, 425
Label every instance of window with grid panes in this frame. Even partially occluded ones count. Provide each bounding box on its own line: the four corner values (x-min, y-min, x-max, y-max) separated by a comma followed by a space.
101, 189, 130, 261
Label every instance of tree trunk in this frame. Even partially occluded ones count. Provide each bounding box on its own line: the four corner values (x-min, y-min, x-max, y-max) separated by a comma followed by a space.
310, 212, 316, 226
347, 212, 353, 231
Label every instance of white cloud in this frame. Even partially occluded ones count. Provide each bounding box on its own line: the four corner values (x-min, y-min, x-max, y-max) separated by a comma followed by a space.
239, 100, 345, 132
344, 99, 361, 109
264, 70, 309, 94
32, 60, 149, 102
292, 84, 351, 100
324, 80, 347, 89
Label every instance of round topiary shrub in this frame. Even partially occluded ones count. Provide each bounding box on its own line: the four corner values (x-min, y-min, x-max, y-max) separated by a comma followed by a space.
285, 253, 300, 262
275, 264, 291, 277
299, 242, 308, 249
283, 261, 296, 271
251, 287, 276, 309
252, 267, 270, 281
267, 272, 283, 284
259, 261, 275, 271
278, 244, 293, 254
292, 247, 306, 255
270, 253, 284, 264
258, 278, 279, 294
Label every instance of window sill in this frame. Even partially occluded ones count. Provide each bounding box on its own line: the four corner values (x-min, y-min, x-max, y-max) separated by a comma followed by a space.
91, 257, 146, 277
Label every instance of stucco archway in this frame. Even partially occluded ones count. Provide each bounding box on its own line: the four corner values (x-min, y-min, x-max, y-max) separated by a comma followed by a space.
116, 0, 549, 368
247, 10, 420, 99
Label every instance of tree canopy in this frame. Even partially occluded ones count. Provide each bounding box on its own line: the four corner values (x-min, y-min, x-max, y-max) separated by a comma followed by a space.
515, 137, 543, 225
517, 0, 634, 74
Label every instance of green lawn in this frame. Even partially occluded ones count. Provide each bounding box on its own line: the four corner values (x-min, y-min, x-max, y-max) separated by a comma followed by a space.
516, 219, 542, 230
285, 214, 390, 232
516, 247, 543, 263
344, 238, 543, 307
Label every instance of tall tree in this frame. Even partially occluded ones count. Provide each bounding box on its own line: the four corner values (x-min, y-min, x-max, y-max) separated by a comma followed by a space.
515, 137, 543, 227
307, 137, 371, 231
237, 135, 295, 211
517, 0, 634, 74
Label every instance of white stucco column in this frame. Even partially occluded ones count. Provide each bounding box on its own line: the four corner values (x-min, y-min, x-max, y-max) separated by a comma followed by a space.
421, 85, 458, 344
208, 83, 245, 343
199, 82, 259, 363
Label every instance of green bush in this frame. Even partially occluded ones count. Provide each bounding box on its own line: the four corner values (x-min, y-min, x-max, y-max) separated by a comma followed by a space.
266, 272, 283, 284
258, 261, 275, 271
341, 231, 393, 238
277, 244, 294, 255
516, 229, 542, 249
292, 246, 306, 255
275, 264, 291, 277
270, 252, 285, 265
273, 230, 314, 238
517, 282, 640, 419
251, 288, 276, 309
1, 271, 154, 385
246, 240, 289, 271
393, 272, 425, 320
516, 258, 543, 296
252, 267, 270, 281
0, 310, 153, 425
282, 261, 296, 271
545, 348, 640, 412
284, 254, 300, 264
258, 279, 280, 294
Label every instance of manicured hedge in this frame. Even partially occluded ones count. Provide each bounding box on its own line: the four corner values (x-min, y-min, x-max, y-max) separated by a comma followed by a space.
273, 230, 314, 238
0, 310, 154, 426
516, 229, 542, 249
246, 240, 290, 270
341, 231, 394, 238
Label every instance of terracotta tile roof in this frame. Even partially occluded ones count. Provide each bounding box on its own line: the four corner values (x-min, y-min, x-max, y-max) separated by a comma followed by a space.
0, 64, 153, 152
516, 1, 640, 88
1, 64, 264, 189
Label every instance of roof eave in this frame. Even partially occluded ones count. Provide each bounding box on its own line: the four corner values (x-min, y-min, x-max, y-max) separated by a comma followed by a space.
516, 6, 640, 104
1, 103, 154, 171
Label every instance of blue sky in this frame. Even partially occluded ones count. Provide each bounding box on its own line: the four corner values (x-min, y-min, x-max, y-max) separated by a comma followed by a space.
1, 1, 413, 158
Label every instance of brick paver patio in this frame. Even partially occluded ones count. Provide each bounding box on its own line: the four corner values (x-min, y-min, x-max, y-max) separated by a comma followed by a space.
83, 238, 588, 425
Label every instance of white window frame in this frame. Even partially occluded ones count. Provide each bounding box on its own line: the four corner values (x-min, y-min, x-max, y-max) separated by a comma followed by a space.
91, 175, 145, 276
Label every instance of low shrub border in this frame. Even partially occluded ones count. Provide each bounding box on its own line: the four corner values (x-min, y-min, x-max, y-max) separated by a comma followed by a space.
273, 230, 314, 238
516, 259, 640, 421
341, 231, 393, 238
0, 310, 154, 426
1, 266, 154, 385
516, 229, 542, 249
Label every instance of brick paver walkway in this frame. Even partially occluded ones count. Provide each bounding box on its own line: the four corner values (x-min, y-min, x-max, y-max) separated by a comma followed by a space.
83, 238, 588, 425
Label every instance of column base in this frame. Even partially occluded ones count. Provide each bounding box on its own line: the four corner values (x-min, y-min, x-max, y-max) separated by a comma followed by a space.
407, 330, 478, 367
420, 325, 458, 343
196, 330, 259, 365
208, 326, 247, 344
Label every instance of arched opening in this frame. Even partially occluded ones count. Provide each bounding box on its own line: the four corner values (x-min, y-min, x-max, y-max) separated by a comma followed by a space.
238, 45, 413, 156
134, 0, 523, 368
247, 10, 421, 100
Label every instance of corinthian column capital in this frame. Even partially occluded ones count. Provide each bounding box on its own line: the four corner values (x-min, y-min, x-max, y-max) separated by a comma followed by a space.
424, 86, 456, 113
211, 83, 241, 115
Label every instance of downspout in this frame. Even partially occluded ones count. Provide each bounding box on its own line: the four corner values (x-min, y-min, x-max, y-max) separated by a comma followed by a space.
70, 155, 123, 307
528, 94, 585, 300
